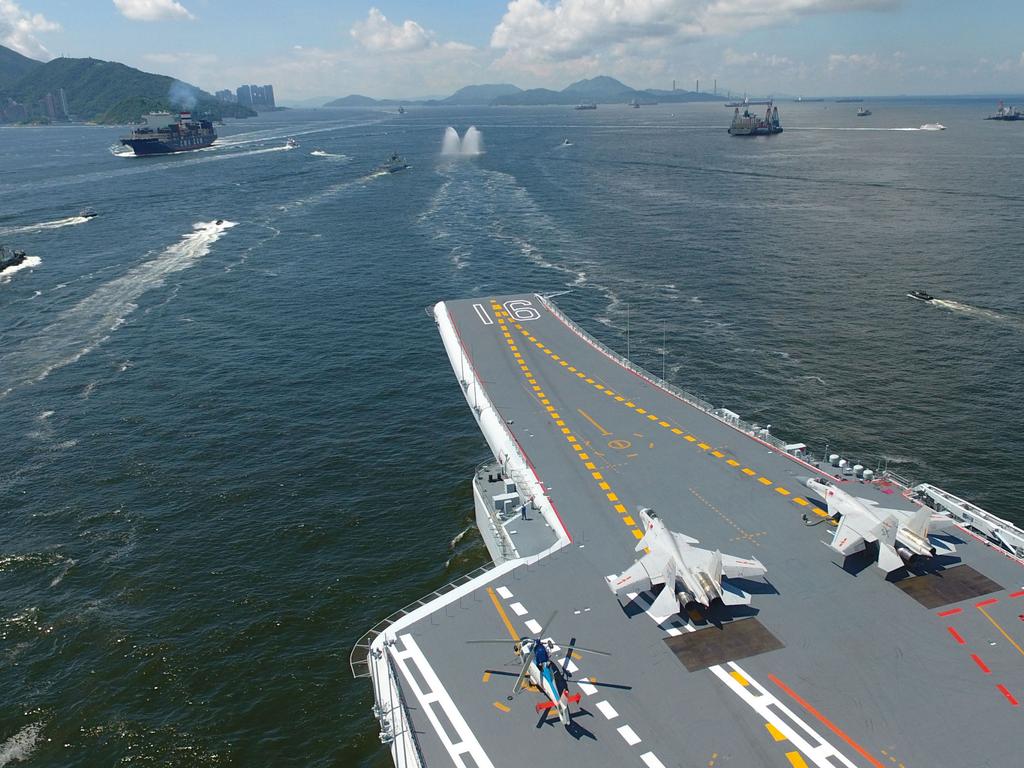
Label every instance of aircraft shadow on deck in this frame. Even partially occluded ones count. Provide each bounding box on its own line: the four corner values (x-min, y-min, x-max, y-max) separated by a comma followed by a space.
620, 586, 763, 629
833, 544, 962, 580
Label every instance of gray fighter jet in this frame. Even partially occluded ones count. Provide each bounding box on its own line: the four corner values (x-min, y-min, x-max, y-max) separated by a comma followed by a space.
606, 507, 768, 617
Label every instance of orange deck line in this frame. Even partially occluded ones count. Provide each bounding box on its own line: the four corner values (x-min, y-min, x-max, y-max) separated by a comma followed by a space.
769, 674, 886, 768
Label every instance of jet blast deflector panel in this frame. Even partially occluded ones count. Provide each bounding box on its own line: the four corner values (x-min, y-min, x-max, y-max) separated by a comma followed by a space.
664, 618, 784, 671
894, 565, 1004, 609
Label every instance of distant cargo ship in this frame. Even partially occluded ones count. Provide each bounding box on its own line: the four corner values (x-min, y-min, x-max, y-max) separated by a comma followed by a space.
119, 112, 217, 156
836, 98, 864, 103
728, 104, 783, 136
725, 96, 772, 107
985, 101, 1022, 121
794, 97, 824, 102
574, 103, 597, 110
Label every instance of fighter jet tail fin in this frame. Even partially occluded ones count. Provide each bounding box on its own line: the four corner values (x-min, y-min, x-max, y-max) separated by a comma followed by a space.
710, 550, 724, 585
903, 506, 931, 538
877, 543, 905, 573
720, 580, 753, 606
648, 560, 679, 617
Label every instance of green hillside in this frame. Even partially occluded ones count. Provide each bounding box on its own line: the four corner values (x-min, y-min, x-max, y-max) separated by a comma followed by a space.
7, 56, 255, 123
0, 43, 41, 90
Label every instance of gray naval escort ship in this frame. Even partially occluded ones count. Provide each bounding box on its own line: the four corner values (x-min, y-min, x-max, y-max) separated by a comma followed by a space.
353, 294, 1024, 768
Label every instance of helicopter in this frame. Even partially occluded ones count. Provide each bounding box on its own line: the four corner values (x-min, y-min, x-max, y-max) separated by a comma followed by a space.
468, 612, 609, 726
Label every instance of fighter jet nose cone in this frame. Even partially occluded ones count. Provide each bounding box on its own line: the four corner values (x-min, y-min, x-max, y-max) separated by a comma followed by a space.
798, 476, 815, 488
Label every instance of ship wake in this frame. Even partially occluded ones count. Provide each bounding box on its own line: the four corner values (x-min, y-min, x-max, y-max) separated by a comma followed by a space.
0, 220, 236, 397
0, 215, 94, 237
929, 298, 1024, 331
0, 256, 42, 284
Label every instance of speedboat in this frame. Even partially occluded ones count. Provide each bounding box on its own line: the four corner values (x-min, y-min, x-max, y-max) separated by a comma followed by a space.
1, 245, 29, 273
376, 152, 409, 173
285, 138, 299, 149
856, 107, 872, 117
561, 138, 573, 147
907, 290, 935, 302
79, 208, 97, 219
920, 123, 945, 131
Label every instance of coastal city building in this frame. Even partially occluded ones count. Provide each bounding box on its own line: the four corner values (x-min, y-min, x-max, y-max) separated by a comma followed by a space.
234, 84, 275, 109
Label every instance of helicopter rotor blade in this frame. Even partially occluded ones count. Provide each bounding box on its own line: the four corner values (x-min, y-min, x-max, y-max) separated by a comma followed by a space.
512, 656, 531, 696
562, 636, 577, 677
536, 611, 558, 640
548, 641, 611, 657
466, 639, 523, 645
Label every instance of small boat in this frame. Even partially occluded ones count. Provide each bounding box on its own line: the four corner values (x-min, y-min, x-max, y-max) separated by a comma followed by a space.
630, 99, 640, 109
920, 123, 945, 131
856, 107, 872, 117
285, 138, 299, 149
1, 245, 29, 273
79, 208, 98, 219
215, 219, 224, 225
574, 103, 597, 110
907, 290, 935, 302
398, 106, 406, 115
376, 152, 409, 173
560, 138, 573, 147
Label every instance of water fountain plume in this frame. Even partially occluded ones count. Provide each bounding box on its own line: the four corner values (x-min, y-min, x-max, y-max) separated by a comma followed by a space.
441, 127, 461, 155
441, 126, 484, 157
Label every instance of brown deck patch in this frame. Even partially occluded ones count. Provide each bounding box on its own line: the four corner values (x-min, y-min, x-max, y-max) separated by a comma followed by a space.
665, 618, 783, 672
895, 565, 1003, 609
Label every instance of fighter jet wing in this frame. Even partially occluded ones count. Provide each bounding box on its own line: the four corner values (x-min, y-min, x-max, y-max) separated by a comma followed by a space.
606, 549, 671, 597
830, 514, 868, 556
719, 553, 767, 579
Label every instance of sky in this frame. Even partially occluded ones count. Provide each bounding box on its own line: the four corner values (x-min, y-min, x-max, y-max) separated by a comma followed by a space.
2, 1, 1023, 103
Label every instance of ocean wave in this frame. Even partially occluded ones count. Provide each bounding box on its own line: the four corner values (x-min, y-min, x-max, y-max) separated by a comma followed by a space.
0, 723, 43, 767
0, 255, 41, 283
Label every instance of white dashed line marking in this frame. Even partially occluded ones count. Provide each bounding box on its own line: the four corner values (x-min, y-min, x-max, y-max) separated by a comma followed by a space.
617, 724, 641, 746
641, 752, 667, 768
565, 660, 579, 674
524, 619, 542, 634
577, 679, 598, 696
509, 602, 528, 616
496, 586, 513, 599
595, 700, 618, 719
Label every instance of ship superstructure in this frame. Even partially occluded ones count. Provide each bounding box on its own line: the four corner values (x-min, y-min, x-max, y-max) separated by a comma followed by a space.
119, 112, 217, 156
986, 101, 1023, 121
354, 294, 1024, 768
729, 103, 783, 135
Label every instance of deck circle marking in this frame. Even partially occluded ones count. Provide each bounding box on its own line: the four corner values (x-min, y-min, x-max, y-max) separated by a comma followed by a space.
608, 439, 632, 450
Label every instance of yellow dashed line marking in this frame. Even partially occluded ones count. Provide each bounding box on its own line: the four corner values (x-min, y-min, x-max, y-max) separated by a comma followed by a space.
730, 670, 750, 686
647, 414, 659, 421
671, 427, 683, 434
711, 450, 724, 458
592, 472, 604, 480
579, 453, 590, 460
726, 459, 740, 467
684, 435, 697, 442
765, 723, 785, 741
493, 701, 511, 713
614, 504, 627, 513
742, 468, 757, 476
635, 407, 647, 414
598, 481, 611, 491
697, 442, 711, 450
758, 477, 773, 486
775, 487, 791, 496
785, 752, 808, 768
615, 396, 625, 402
631, 529, 644, 539
659, 421, 671, 427
482, 672, 491, 683
607, 492, 619, 502
793, 497, 809, 506
622, 515, 635, 525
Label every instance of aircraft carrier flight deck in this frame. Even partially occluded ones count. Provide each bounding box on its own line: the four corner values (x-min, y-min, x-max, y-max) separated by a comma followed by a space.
353, 294, 1024, 768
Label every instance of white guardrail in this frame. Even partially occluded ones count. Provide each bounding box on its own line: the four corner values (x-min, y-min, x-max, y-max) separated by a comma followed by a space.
538, 293, 1024, 562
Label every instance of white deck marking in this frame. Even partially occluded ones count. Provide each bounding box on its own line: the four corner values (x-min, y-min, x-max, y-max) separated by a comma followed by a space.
629, 593, 858, 768
392, 634, 495, 768
617, 724, 641, 746
564, 660, 579, 673
509, 602, 528, 616
524, 619, 542, 634
640, 752, 667, 768
577, 679, 598, 696
472, 303, 493, 325
595, 700, 619, 719
496, 586, 513, 599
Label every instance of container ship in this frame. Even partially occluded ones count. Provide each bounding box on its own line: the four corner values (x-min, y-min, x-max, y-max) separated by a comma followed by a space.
354, 293, 1024, 768
729, 104, 783, 135
119, 112, 217, 156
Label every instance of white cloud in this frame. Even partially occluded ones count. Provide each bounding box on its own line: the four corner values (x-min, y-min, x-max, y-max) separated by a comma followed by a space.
827, 52, 882, 72
0, 0, 60, 60
723, 47, 792, 68
491, 1, 899, 65
113, 0, 195, 22
350, 7, 432, 52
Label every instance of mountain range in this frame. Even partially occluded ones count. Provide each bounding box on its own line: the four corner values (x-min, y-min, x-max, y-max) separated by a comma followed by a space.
324, 76, 725, 108
0, 44, 255, 124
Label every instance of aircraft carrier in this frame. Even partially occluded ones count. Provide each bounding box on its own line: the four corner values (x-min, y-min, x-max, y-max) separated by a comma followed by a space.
352, 294, 1024, 768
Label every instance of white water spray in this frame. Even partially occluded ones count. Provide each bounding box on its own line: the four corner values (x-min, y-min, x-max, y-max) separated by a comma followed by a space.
441, 126, 483, 157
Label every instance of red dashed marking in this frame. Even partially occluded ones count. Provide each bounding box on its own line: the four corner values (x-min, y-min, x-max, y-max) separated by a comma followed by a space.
996, 685, 1019, 707
937, 608, 962, 617
971, 654, 991, 674
1010, 590, 1024, 599
947, 626, 966, 644
976, 598, 999, 608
